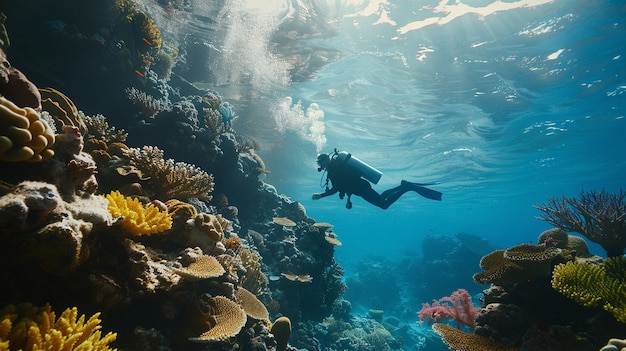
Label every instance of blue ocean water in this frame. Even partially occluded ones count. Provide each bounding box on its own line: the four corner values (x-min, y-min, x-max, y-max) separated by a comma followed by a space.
152, 0, 624, 270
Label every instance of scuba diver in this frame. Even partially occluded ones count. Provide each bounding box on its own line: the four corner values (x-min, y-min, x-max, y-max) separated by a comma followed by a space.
312, 149, 442, 209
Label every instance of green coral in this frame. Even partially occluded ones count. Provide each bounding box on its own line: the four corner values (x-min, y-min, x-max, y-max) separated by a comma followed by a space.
551, 257, 626, 322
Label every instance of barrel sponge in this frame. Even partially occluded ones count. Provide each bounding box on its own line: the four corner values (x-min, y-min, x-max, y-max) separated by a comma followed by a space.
105, 190, 172, 236
0, 96, 55, 162
551, 257, 626, 323
270, 316, 292, 351
0, 303, 117, 350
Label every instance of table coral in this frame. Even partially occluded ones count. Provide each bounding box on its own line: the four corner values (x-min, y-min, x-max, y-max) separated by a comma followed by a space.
551, 257, 626, 323
473, 244, 563, 285
235, 287, 269, 322
106, 190, 172, 236
0, 96, 55, 162
432, 323, 517, 351
174, 255, 226, 281
188, 296, 247, 343
0, 303, 117, 351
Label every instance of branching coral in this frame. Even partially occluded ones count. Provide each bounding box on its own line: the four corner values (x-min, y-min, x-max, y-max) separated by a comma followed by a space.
551, 257, 626, 323
122, 146, 214, 200
125, 87, 168, 117
238, 248, 269, 295
82, 113, 128, 144
0, 303, 117, 350
106, 190, 172, 236
536, 189, 626, 257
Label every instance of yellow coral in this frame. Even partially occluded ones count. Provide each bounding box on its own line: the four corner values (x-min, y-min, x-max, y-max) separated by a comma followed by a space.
552, 257, 626, 323
0, 303, 117, 351
0, 96, 55, 162
106, 190, 172, 236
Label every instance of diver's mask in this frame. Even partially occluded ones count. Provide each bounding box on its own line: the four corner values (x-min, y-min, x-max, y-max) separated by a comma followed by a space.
316, 153, 330, 172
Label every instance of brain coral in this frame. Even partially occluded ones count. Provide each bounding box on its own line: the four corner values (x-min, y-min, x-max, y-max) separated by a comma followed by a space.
106, 190, 172, 236
0, 303, 117, 350
0, 95, 55, 162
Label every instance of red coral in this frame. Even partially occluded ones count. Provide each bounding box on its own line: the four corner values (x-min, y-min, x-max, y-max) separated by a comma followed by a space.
418, 288, 478, 329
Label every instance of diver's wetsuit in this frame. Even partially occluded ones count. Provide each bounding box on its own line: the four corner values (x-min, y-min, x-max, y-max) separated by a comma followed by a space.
317, 157, 424, 209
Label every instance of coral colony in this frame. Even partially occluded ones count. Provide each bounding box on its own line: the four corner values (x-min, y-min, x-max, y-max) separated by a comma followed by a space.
1, 1, 626, 351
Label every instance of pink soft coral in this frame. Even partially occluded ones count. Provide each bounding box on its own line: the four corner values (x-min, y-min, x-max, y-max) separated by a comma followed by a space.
418, 288, 478, 329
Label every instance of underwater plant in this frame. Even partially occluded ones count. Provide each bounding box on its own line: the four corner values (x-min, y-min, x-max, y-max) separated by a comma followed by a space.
536, 189, 626, 257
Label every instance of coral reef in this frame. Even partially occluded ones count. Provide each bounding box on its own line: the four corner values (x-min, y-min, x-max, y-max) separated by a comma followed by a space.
0, 4, 348, 351
536, 189, 626, 257
0, 303, 117, 351
464, 234, 626, 351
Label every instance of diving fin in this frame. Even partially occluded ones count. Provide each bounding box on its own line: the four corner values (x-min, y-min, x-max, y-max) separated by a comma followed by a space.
402, 181, 442, 201
413, 185, 442, 201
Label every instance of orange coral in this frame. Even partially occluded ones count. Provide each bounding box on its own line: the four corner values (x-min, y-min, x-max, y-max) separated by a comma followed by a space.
0, 303, 117, 351
105, 190, 172, 236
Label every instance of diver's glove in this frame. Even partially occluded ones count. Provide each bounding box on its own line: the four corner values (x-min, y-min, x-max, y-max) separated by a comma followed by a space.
312, 193, 322, 200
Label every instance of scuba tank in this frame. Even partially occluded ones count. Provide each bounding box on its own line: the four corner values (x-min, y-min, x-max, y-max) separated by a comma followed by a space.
335, 151, 383, 184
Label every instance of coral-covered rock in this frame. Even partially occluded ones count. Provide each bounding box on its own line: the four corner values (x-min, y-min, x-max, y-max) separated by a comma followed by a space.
0, 48, 41, 110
